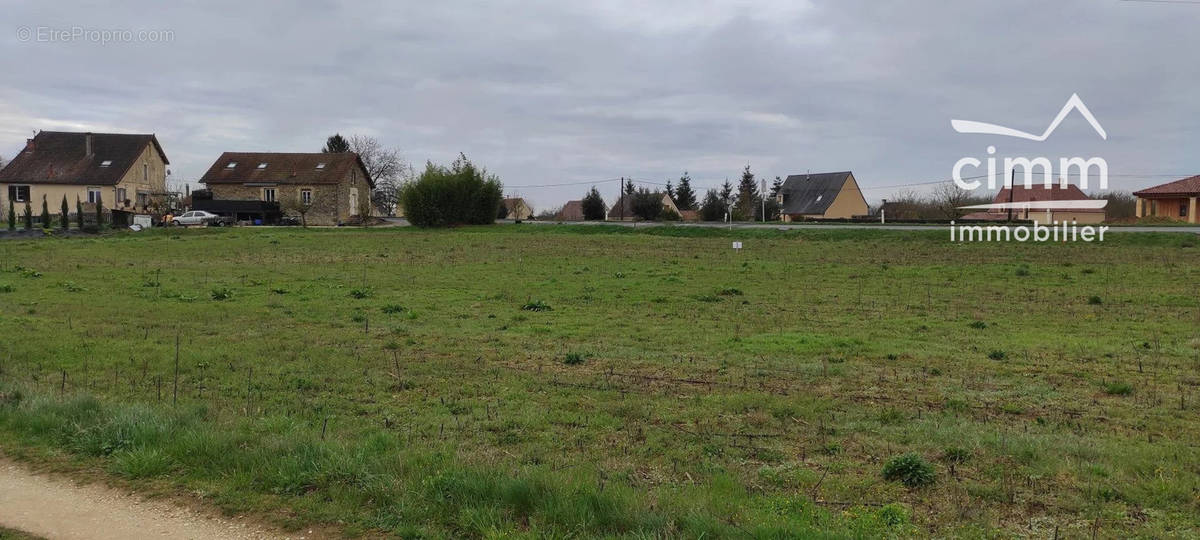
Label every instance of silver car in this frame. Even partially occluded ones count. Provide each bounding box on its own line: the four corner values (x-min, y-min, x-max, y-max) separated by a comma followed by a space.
172, 210, 222, 227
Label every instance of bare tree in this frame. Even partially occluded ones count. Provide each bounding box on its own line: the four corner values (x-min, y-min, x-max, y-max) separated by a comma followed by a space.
348, 135, 412, 216
0, 154, 6, 171
933, 183, 979, 220
282, 190, 315, 227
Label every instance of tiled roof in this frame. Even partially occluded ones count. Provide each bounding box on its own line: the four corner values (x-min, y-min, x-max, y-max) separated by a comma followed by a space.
992, 183, 1103, 213
199, 152, 371, 187
0, 131, 167, 186
1133, 176, 1200, 197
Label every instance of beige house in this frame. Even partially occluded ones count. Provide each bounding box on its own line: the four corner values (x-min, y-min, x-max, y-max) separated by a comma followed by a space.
198, 152, 373, 226
0, 131, 170, 217
777, 171, 868, 221
1133, 176, 1200, 223
984, 184, 1105, 224
502, 197, 533, 220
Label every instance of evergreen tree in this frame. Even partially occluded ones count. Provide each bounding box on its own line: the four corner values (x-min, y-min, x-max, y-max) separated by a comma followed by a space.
718, 179, 735, 211
581, 186, 606, 221
75, 197, 84, 229
95, 194, 104, 227
630, 188, 663, 221
699, 189, 725, 221
60, 195, 69, 230
770, 176, 784, 197
7, 197, 14, 231
40, 195, 51, 229
322, 133, 350, 153
733, 164, 760, 221
665, 181, 675, 200
674, 172, 697, 211
22, 200, 32, 230
623, 178, 635, 196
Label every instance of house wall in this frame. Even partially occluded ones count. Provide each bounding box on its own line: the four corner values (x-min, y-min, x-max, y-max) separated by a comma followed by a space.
821, 175, 869, 219
1135, 196, 1196, 223
208, 183, 340, 225
0, 144, 169, 218
1022, 210, 1106, 225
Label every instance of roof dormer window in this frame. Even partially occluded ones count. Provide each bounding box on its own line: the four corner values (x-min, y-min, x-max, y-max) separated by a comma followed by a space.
257, 162, 268, 169
226, 162, 238, 168
99, 160, 112, 167
315, 163, 326, 169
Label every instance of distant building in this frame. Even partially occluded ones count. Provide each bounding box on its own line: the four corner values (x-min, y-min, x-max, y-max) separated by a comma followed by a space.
0, 131, 170, 216
777, 171, 868, 221
199, 152, 372, 225
606, 192, 679, 221
556, 200, 586, 221
1133, 176, 1199, 223
502, 197, 533, 220
965, 183, 1105, 224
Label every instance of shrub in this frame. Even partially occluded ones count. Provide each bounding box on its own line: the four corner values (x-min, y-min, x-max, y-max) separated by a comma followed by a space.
660, 207, 682, 221
630, 188, 664, 221
60, 195, 69, 230
941, 447, 971, 464
1088, 295, 1103, 305
882, 453, 936, 488
210, 288, 234, 301
22, 199, 32, 230
718, 288, 743, 296
381, 304, 406, 314
0, 284, 14, 293
400, 153, 503, 227
349, 287, 373, 299
1105, 381, 1133, 396
521, 300, 552, 312
987, 350, 1007, 361
40, 195, 51, 229
1015, 266, 1031, 277
563, 352, 585, 365
968, 320, 987, 329
6, 197, 13, 230
877, 503, 910, 527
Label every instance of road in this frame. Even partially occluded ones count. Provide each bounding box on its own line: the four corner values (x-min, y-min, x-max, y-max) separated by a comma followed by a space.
0, 459, 294, 540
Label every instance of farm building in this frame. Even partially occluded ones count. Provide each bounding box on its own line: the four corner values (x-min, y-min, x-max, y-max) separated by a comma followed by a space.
777, 171, 868, 221
0, 131, 170, 217
1133, 176, 1199, 223
555, 200, 586, 221
976, 184, 1106, 224
199, 152, 372, 226
606, 191, 680, 221
502, 197, 533, 220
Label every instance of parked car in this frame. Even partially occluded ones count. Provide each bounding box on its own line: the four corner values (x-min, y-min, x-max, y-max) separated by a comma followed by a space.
172, 210, 230, 227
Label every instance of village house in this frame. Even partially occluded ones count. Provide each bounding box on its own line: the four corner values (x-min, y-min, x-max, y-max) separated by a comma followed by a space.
198, 152, 373, 226
976, 183, 1106, 224
777, 171, 868, 221
502, 197, 533, 220
606, 192, 680, 221
1133, 176, 1200, 223
555, 200, 586, 221
0, 131, 170, 218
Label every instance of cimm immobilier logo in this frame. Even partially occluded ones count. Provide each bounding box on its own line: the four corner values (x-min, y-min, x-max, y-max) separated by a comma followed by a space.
949, 94, 1110, 243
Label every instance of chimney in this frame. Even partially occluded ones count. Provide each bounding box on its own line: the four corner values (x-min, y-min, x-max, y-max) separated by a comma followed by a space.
85, 132, 94, 157
25, 138, 34, 153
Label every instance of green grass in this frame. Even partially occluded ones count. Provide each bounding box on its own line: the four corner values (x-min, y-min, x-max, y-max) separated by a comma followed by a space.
0, 224, 1198, 537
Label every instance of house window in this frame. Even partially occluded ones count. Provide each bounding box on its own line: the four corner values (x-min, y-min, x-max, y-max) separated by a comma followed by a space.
99, 160, 112, 168
315, 163, 326, 169
7, 185, 30, 202
87, 188, 102, 204
301, 189, 312, 205
349, 188, 359, 216
116, 188, 127, 205
257, 163, 268, 169
1181, 203, 1189, 218
143, 163, 149, 182
263, 188, 277, 202
226, 162, 238, 169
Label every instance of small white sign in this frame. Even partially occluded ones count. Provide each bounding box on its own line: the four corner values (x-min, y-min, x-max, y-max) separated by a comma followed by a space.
732, 241, 743, 250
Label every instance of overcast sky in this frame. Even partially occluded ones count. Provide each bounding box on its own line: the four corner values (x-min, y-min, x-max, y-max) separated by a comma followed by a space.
2, 0, 1198, 210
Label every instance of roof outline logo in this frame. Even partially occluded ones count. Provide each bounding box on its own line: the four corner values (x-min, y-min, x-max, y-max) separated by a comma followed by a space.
951, 93, 1107, 141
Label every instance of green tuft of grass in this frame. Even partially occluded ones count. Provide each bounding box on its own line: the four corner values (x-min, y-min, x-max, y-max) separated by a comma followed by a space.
210, 288, 234, 301
882, 453, 936, 488
1105, 381, 1133, 396
521, 300, 552, 312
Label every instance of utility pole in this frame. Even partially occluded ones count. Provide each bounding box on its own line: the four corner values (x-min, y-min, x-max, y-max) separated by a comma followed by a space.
760, 177, 767, 223
619, 177, 624, 221
1007, 168, 1015, 222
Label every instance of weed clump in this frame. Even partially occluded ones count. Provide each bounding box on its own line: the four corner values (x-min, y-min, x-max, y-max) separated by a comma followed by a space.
381, 304, 406, 314
1087, 295, 1103, 305
987, 350, 1007, 361
210, 288, 233, 301
349, 287, 373, 299
882, 453, 936, 488
718, 288, 743, 296
563, 352, 585, 365
521, 300, 552, 312
1105, 381, 1133, 396
968, 320, 987, 329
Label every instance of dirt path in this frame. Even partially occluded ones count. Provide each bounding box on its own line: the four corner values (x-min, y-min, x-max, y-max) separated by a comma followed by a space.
0, 459, 299, 540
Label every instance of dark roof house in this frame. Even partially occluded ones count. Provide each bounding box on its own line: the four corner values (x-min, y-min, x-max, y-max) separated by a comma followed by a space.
198, 152, 374, 226
777, 171, 868, 220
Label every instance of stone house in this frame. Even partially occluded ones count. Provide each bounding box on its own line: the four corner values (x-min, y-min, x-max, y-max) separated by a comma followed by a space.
0, 131, 170, 217
198, 152, 373, 226
502, 197, 533, 220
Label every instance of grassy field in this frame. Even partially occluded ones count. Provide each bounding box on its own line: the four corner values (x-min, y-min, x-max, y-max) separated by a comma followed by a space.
0, 225, 1198, 538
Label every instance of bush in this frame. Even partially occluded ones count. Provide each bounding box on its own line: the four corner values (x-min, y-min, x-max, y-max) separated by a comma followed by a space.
882, 453, 936, 488
987, 350, 1006, 361
968, 320, 987, 329
1105, 381, 1133, 396
381, 304, 406, 314
349, 287, 373, 299
1088, 295, 1103, 305
400, 154, 503, 227
660, 207, 681, 221
581, 187, 606, 220
630, 188, 663, 221
563, 352, 585, 365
